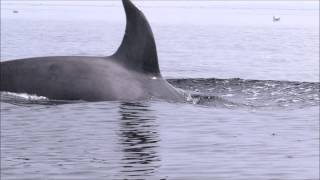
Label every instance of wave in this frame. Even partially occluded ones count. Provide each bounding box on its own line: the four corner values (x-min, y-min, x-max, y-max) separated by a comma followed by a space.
169, 78, 319, 109
1, 78, 319, 109
0, 92, 83, 106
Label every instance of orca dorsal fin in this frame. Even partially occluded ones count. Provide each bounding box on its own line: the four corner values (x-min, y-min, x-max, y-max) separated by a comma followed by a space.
113, 0, 161, 76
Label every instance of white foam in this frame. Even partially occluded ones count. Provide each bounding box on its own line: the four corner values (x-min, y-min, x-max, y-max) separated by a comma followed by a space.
2, 92, 48, 101
222, 94, 234, 97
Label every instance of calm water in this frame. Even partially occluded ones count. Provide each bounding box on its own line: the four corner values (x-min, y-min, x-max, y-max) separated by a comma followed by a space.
1, 1, 319, 180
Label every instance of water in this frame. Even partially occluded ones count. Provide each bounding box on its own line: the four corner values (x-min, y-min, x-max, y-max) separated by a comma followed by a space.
1, 1, 319, 180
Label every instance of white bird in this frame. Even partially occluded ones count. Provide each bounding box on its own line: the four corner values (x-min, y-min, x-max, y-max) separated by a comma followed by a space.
273, 16, 280, 22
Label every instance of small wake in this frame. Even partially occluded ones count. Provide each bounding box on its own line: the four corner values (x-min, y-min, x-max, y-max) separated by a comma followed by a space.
2, 92, 48, 101
1, 78, 319, 109
0, 92, 82, 106
169, 78, 319, 109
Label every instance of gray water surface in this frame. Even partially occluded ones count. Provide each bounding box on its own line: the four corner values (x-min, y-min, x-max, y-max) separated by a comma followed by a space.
1, 101, 319, 180
1, 1, 319, 180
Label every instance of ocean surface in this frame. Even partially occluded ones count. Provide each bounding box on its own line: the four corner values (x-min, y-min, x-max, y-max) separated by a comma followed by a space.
1, 1, 319, 180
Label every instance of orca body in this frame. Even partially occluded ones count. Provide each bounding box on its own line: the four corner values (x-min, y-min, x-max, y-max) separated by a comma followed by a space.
0, 0, 184, 102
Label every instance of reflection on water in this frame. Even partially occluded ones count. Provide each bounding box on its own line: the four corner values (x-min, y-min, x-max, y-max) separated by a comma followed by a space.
0, 100, 318, 179
118, 102, 160, 179
0, 1, 318, 179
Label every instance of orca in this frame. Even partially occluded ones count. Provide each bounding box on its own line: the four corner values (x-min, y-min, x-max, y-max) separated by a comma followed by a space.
0, 0, 184, 102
